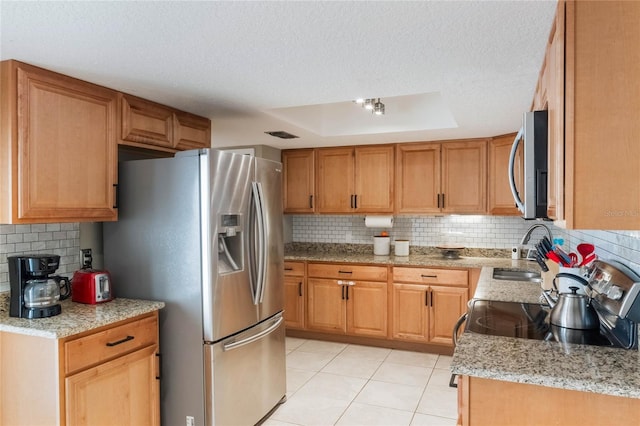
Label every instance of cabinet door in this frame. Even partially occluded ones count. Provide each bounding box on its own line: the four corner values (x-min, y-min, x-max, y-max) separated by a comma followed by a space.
284, 275, 305, 329
282, 149, 315, 213
65, 345, 159, 426
119, 94, 174, 149
488, 133, 521, 216
346, 280, 387, 338
354, 145, 394, 212
391, 283, 429, 342
428, 286, 468, 345
441, 140, 487, 214
307, 278, 346, 333
173, 111, 211, 150
15, 63, 118, 222
395, 143, 441, 214
316, 147, 355, 213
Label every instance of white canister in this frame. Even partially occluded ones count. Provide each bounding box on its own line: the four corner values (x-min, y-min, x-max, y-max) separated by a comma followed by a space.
394, 240, 410, 256
373, 236, 391, 256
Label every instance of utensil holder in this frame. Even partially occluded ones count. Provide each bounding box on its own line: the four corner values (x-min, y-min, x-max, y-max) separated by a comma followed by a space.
373, 236, 390, 256
556, 267, 585, 294
394, 240, 409, 256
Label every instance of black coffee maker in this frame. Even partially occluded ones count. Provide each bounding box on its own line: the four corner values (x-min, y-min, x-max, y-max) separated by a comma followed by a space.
8, 254, 71, 318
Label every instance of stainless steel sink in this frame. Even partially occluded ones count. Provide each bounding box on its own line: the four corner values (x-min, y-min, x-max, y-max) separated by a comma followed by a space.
492, 268, 542, 283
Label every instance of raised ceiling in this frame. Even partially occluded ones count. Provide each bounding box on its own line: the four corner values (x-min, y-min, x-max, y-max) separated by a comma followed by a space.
0, 1, 557, 149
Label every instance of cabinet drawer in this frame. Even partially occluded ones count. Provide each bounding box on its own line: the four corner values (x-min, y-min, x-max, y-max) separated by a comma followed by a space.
284, 261, 305, 276
308, 263, 388, 281
393, 267, 468, 286
65, 314, 158, 375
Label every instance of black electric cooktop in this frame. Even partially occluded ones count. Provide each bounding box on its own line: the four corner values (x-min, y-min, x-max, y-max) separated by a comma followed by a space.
465, 299, 616, 347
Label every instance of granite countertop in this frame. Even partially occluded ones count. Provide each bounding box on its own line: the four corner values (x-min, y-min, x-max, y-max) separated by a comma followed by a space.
451, 267, 640, 399
285, 243, 538, 271
0, 292, 165, 339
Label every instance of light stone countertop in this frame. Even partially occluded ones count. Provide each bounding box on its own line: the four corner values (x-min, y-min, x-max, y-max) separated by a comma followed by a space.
451, 266, 640, 399
0, 292, 164, 339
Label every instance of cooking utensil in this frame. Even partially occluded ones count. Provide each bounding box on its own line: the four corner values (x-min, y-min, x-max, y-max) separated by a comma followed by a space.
554, 247, 572, 266
542, 274, 599, 330
546, 250, 563, 265
568, 252, 579, 267
534, 252, 549, 272
577, 243, 595, 260
580, 253, 598, 267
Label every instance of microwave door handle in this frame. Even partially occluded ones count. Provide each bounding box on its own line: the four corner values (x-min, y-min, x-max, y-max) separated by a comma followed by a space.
508, 128, 525, 214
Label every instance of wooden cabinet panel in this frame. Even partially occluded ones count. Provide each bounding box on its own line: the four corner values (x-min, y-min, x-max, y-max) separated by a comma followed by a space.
395, 143, 441, 214
282, 149, 315, 213
346, 281, 387, 337
392, 283, 429, 341
0, 60, 118, 223
65, 314, 158, 375
284, 261, 305, 276
173, 111, 211, 150
354, 145, 394, 212
393, 267, 468, 287
307, 278, 346, 333
308, 263, 388, 282
315, 145, 394, 213
66, 345, 159, 426
284, 275, 305, 329
441, 140, 487, 214
120, 94, 173, 148
488, 133, 521, 216
429, 286, 468, 345
392, 267, 469, 346
316, 147, 354, 213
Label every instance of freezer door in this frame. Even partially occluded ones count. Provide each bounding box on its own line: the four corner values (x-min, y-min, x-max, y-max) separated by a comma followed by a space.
254, 157, 285, 322
204, 312, 286, 426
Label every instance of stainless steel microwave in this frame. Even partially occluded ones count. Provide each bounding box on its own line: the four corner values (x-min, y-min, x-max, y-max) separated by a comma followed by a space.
508, 110, 548, 219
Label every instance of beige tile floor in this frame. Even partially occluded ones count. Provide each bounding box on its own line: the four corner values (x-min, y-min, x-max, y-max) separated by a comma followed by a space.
264, 337, 457, 426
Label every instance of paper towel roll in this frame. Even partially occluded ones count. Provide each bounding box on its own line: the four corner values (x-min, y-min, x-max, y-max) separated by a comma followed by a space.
364, 215, 394, 228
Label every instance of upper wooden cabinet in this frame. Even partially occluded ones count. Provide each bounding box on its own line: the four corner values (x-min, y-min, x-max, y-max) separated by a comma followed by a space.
536, 1, 640, 229
119, 94, 211, 153
282, 149, 315, 213
0, 60, 118, 223
488, 133, 522, 216
316, 145, 394, 214
396, 140, 487, 214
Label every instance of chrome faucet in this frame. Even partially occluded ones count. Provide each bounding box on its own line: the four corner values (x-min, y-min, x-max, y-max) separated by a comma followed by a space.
520, 223, 553, 245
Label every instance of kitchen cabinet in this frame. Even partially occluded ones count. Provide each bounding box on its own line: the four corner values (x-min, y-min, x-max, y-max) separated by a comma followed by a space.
283, 261, 306, 329
307, 263, 388, 338
536, 1, 640, 229
119, 93, 211, 153
282, 149, 315, 213
316, 145, 394, 213
488, 133, 521, 216
0, 60, 118, 223
395, 140, 487, 214
392, 267, 468, 346
0, 312, 160, 426
457, 376, 640, 426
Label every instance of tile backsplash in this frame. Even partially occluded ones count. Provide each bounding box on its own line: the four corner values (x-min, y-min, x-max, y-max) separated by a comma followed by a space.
290, 215, 640, 274
0, 223, 80, 292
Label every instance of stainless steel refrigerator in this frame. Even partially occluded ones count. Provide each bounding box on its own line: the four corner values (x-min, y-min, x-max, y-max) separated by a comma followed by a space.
104, 148, 286, 426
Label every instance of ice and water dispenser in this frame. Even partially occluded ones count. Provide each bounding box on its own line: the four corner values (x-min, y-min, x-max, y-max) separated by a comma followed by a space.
218, 214, 243, 274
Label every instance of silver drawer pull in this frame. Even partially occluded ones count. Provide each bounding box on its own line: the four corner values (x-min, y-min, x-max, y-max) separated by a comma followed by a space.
106, 335, 134, 347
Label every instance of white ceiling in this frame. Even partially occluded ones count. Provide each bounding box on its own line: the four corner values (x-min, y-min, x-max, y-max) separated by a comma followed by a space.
0, 1, 557, 150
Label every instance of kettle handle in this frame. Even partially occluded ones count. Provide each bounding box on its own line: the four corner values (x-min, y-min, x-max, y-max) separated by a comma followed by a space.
552, 272, 589, 289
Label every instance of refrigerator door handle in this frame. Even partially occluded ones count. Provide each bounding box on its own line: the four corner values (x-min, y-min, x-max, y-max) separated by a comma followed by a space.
222, 314, 283, 352
250, 181, 267, 305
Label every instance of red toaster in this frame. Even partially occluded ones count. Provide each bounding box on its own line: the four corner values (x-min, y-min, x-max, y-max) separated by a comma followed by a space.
71, 269, 113, 304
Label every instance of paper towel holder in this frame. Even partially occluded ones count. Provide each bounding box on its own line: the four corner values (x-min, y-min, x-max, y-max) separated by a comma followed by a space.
364, 215, 394, 228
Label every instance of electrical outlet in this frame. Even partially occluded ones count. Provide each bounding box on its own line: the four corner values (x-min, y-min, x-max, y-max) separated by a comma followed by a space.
186, 416, 195, 426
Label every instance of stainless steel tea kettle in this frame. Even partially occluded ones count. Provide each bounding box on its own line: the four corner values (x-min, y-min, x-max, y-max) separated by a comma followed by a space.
542, 273, 600, 330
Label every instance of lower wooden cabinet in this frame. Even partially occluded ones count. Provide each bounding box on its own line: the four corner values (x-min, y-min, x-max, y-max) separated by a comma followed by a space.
0, 312, 160, 426
392, 267, 468, 346
306, 263, 388, 338
458, 375, 640, 426
284, 261, 306, 330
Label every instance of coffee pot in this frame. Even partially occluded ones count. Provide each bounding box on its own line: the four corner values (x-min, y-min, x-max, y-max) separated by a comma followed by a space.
8, 254, 71, 318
